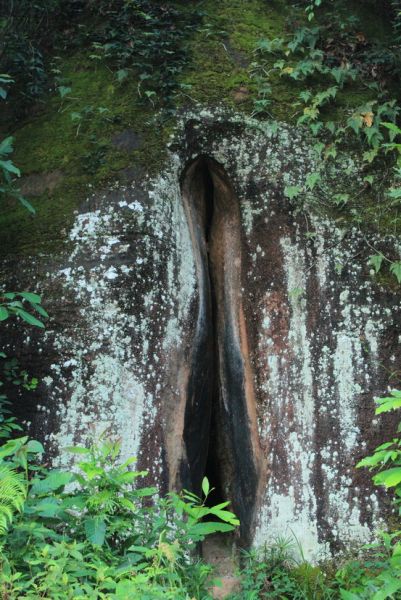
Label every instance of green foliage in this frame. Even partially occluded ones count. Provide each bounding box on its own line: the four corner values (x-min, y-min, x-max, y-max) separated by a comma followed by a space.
85, 0, 203, 108
0, 75, 35, 214
0, 291, 48, 328
249, 2, 401, 284
0, 136, 34, 214
230, 537, 336, 599
0, 436, 43, 539
357, 390, 401, 499
0, 465, 26, 535
335, 530, 401, 599
339, 389, 401, 598
0, 435, 238, 598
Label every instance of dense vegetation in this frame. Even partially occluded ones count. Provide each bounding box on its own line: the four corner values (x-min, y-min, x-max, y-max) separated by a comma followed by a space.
2, 0, 401, 597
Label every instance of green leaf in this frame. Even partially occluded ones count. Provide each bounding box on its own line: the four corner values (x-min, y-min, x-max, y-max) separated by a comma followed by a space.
390, 261, 401, 284
33, 497, 62, 518
57, 86, 71, 99
0, 137, 14, 156
17, 309, 45, 328
31, 471, 73, 495
0, 307, 9, 321
19, 292, 41, 304
357, 451, 388, 468
188, 522, 234, 537
305, 171, 321, 190
70, 112, 82, 122
116, 69, 128, 83
372, 576, 401, 600
373, 467, 401, 488
202, 477, 210, 497
134, 486, 158, 497
0, 160, 20, 176
333, 193, 349, 206
326, 121, 336, 134
375, 391, 401, 414
382, 122, 401, 137
284, 185, 301, 200
368, 254, 384, 273
18, 196, 36, 214
26, 440, 44, 454
33, 304, 49, 318
84, 516, 106, 546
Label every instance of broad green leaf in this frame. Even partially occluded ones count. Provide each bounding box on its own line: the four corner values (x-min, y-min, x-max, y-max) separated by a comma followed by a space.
116, 69, 128, 82
33, 497, 62, 518
30, 471, 73, 495
372, 576, 401, 600
373, 467, 401, 488
202, 476, 210, 497
26, 440, 44, 454
368, 254, 384, 273
116, 580, 137, 598
0, 307, 9, 321
390, 261, 401, 284
188, 522, 234, 537
333, 193, 349, 206
19, 292, 41, 304
134, 486, 158, 497
208, 508, 240, 525
376, 397, 401, 414
17, 309, 44, 328
357, 454, 383, 469
84, 516, 106, 546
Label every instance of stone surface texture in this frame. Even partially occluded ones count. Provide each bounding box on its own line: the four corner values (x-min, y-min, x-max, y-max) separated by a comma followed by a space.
2, 109, 401, 561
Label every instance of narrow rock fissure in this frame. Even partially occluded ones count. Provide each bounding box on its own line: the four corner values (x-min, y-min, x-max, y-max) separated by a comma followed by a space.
198, 160, 226, 509
181, 155, 261, 544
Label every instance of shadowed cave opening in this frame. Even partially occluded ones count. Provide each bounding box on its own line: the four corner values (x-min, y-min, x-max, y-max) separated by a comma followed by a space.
180, 155, 261, 543
195, 160, 226, 510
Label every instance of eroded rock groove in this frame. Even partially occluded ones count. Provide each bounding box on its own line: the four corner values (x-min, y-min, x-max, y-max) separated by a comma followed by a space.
181, 156, 263, 542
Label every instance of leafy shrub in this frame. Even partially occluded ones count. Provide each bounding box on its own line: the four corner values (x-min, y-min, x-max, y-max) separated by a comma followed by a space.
0, 435, 238, 599
333, 389, 401, 599
229, 537, 336, 599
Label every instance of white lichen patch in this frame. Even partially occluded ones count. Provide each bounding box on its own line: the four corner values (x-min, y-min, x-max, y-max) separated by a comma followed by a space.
253, 212, 396, 560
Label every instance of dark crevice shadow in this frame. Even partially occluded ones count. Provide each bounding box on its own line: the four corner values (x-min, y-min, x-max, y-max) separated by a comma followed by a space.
180, 155, 262, 544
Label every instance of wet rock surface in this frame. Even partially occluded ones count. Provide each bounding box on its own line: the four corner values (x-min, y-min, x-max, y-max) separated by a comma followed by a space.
1, 109, 401, 560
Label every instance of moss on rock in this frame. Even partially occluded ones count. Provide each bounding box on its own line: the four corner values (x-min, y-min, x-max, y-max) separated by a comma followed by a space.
0, 0, 399, 256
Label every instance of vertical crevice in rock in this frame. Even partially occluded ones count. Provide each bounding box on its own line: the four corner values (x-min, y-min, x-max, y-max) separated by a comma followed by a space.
180, 156, 263, 543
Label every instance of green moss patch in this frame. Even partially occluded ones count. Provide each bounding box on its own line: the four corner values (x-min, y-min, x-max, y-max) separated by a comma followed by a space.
1, 53, 171, 255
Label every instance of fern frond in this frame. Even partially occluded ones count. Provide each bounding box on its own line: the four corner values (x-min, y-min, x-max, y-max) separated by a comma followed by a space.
0, 464, 27, 534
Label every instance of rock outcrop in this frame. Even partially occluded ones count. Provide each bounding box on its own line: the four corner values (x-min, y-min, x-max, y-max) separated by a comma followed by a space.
2, 110, 401, 560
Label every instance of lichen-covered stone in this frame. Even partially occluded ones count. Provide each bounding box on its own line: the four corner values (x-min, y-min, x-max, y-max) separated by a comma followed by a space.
1, 108, 401, 561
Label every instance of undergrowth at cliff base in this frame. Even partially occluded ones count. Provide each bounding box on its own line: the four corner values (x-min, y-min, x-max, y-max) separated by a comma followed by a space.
1, 419, 401, 598
0, 435, 239, 599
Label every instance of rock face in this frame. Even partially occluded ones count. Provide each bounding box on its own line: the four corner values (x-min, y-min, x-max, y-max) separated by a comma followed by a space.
2, 110, 401, 560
